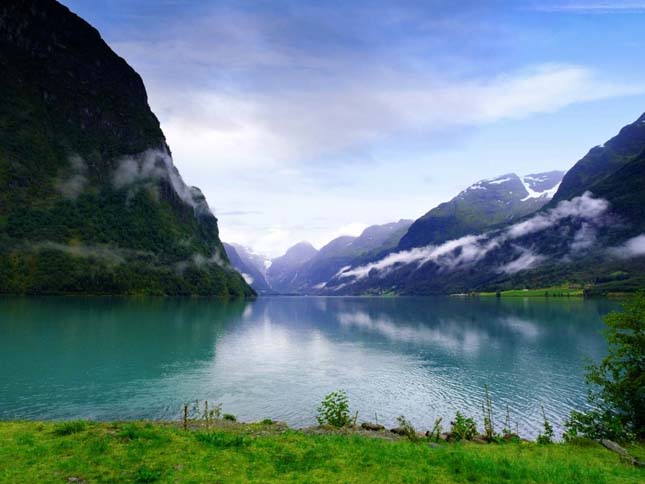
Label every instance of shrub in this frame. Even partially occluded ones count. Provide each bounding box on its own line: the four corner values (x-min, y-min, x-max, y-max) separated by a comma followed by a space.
427, 417, 443, 442
396, 415, 419, 442
316, 390, 351, 428
536, 406, 554, 444
223, 413, 237, 422
451, 412, 477, 441
564, 293, 645, 441
482, 385, 498, 442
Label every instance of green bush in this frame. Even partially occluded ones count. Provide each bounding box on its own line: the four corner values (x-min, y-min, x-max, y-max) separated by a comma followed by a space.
565, 293, 645, 441
316, 390, 351, 428
223, 413, 237, 422
451, 412, 477, 441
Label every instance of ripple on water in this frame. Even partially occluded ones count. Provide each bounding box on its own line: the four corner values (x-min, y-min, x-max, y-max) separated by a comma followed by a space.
0, 296, 614, 438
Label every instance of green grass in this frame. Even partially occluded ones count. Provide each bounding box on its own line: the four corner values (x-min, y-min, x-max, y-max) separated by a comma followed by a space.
477, 286, 584, 298
0, 421, 643, 483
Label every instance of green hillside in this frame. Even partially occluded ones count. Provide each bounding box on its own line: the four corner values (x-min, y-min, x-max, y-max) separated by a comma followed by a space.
0, 0, 253, 297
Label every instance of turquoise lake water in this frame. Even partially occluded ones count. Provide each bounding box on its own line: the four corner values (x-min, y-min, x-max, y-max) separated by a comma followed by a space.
0, 296, 618, 438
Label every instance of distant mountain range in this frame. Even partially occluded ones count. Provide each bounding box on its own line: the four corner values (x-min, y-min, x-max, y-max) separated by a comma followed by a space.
230, 113, 645, 296
225, 220, 412, 294
223, 243, 273, 294
0, 0, 253, 297
323, 113, 645, 296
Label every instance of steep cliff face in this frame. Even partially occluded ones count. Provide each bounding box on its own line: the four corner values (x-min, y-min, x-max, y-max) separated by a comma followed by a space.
552, 113, 645, 204
0, 0, 254, 297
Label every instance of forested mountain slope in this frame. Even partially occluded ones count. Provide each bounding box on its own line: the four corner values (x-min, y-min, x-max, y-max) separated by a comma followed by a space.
0, 0, 253, 297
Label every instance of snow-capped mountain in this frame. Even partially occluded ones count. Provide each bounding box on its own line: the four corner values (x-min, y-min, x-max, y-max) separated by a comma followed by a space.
398, 171, 565, 250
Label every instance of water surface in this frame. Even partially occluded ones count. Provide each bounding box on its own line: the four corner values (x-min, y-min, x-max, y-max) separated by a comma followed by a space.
0, 296, 616, 437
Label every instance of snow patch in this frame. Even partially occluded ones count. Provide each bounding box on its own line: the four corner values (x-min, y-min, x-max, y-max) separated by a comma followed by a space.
488, 177, 513, 185
520, 175, 560, 202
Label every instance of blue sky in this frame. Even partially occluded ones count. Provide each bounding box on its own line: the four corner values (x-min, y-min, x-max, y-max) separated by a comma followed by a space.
62, 0, 645, 256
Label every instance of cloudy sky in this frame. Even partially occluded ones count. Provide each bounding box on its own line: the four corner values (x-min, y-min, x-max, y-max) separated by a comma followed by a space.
62, 0, 645, 257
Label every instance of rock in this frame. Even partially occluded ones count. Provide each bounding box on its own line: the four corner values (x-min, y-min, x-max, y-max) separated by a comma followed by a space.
600, 439, 645, 467
361, 422, 385, 431
471, 435, 488, 444
439, 432, 452, 442
390, 427, 406, 436
600, 439, 629, 457
502, 433, 520, 441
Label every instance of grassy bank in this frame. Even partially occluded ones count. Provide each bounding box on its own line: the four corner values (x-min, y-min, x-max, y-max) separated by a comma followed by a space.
476, 286, 584, 297
1, 421, 643, 483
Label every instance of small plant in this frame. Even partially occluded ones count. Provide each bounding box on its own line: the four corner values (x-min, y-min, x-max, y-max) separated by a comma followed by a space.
316, 390, 351, 428
261, 418, 274, 425
53, 420, 87, 436
451, 412, 477, 441
536, 405, 554, 444
223, 413, 237, 422
211, 403, 222, 420
427, 417, 443, 442
502, 403, 512, 436
396, 415, 419, 442
482, 385, 497, 442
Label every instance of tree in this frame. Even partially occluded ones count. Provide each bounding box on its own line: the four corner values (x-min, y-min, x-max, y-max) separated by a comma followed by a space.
565, 293, 645, 441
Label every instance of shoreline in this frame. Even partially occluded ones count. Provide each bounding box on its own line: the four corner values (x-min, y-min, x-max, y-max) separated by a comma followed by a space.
1, 420, 643, 483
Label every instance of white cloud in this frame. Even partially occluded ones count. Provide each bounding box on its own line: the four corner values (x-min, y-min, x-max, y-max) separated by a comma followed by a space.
570, 222, 598, 252
56, 155, 88, 200
506, 192, 609, 239
140, 64, 645, 171
335, 192, 610, 282
498, 248, 546, 274
608, 234, 645, 258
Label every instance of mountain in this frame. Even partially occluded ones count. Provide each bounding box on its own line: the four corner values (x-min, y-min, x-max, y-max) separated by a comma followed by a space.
266, 242, 318, 293
552, 112, 645, 203
0, 0, 253, 297
349, 220, 414, 256
263, 220, 412, 294
398, 171, 564, 250
323, 114, 645, 295
223, 243, 273, 294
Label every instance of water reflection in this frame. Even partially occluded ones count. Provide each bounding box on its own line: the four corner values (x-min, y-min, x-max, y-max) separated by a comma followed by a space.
0, 296, 615, 437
